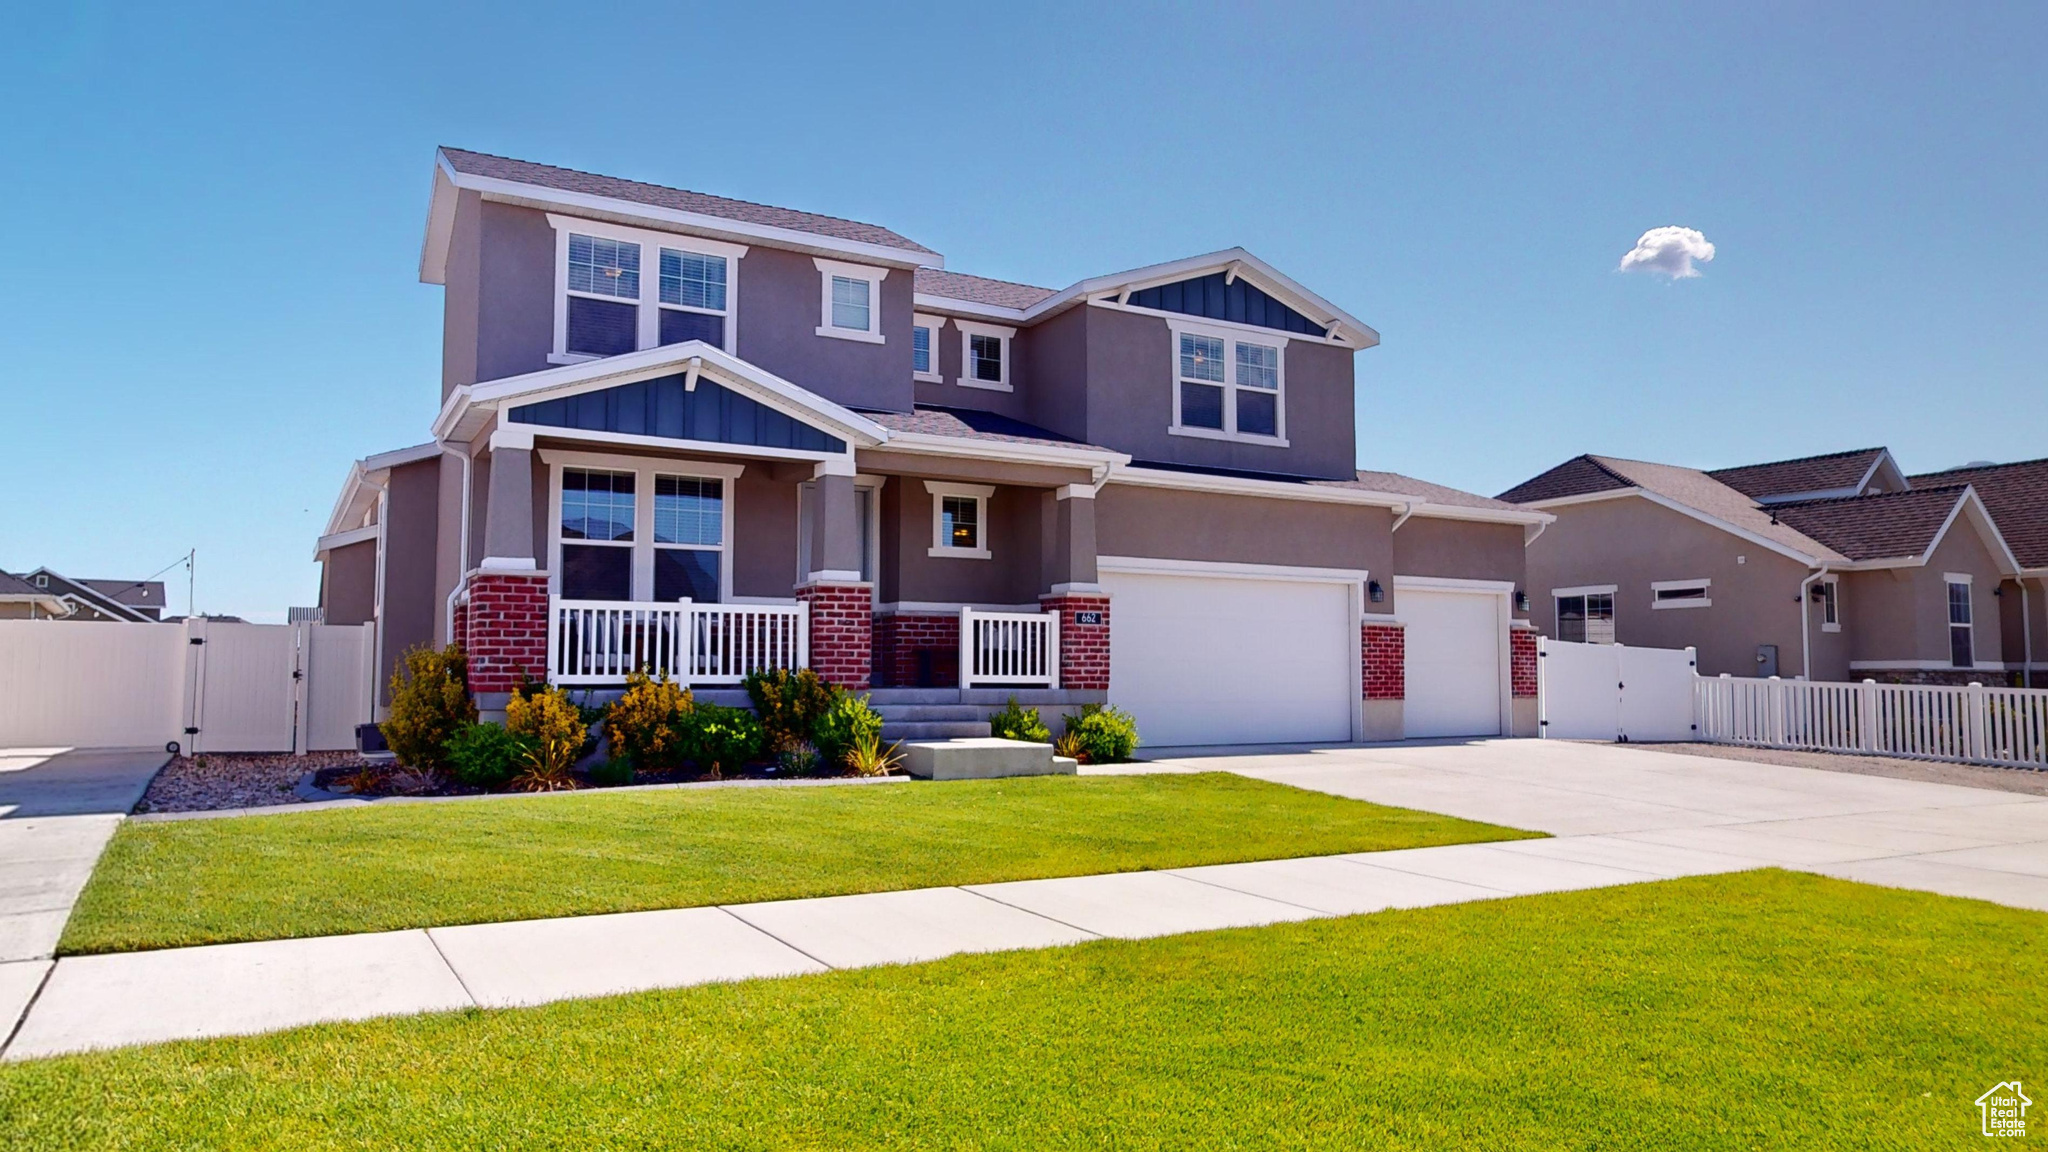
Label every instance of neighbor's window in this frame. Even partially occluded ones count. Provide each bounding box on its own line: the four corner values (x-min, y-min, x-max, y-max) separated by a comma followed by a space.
1819, 579, 1840, 631
1948, 579, 1974, 668
559, 468, 635, 601
1173, 327, 1284, 441
652, 475, 723, 603
1651, 579, 1711, 609
1556, 592, 1616, 644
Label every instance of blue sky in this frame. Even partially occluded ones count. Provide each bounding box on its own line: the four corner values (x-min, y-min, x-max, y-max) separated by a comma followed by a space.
2, 2, 2043, 620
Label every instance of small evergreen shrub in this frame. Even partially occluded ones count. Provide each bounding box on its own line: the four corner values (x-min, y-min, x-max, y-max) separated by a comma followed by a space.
744, 668, 840, 751
380, 644, 477, 774
586, 757, 635, 787
684, 704, 764, 778
988, 696, 1052, 743
776, 740, 822, 777
604, 669, 694, 770
444, 722, 531, 789
812, 693, 883, 770
1064, 703, 1140, 763
844, 730, 904, 777
506, 684, 589, 790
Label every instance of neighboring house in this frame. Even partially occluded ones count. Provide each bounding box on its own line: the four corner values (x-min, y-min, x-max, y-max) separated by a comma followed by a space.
2, 568, 166, 622
0, 571, 71, 619
315, 147, 1550, 746
1500, 448, 2028, 685
1907, 458, 2048, 687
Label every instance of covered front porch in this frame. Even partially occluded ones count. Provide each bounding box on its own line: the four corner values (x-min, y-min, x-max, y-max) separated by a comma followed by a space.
439, 343, 1120, 707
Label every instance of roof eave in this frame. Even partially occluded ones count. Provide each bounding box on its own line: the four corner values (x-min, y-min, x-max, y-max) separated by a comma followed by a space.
1111, 466, 1547, 525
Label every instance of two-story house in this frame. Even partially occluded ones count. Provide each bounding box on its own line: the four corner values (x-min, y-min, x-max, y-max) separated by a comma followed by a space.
1501, 448, 2037, 685
316, 148, 1550, 747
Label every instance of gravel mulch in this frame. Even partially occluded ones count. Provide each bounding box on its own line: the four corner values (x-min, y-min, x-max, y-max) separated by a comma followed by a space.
135, 752, 374, 814
1648, 742, 2048, 798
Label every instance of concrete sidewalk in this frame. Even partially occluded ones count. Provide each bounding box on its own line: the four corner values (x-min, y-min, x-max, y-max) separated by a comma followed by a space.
4, 740, 2045, 1062
0, 748, 167, 966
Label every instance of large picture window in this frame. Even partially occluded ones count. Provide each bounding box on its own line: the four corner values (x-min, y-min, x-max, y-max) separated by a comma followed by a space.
550, 456, 741, 604
1170, 322, 1286, 443
559, 468, 635, 601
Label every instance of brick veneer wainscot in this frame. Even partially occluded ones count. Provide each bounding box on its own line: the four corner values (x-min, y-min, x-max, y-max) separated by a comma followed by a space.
1039, 593, 1110, 691
872, 612, 960, 688
1362, 621, 1405, 700
463, 573, 549, 695
1510, 628, 1539, 698
799, 582, 873, 689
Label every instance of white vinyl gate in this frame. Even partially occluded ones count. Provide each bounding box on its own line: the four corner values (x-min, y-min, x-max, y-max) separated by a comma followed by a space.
1538, 638, 1699, 742
0, 618, 374, 754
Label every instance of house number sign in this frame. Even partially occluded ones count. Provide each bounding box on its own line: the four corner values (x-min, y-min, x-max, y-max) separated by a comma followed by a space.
1073, 611, 1104, 625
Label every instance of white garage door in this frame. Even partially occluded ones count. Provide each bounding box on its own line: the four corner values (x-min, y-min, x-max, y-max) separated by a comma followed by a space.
1400, 587, 1504, 738
1103, 570, 1354, 747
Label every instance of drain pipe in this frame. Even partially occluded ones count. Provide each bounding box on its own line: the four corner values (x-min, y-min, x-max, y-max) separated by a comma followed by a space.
2023, 578, 2035, 689
1390, 503, 1415, 533
442, 445, 473, 645
1798, 565, 1830, 681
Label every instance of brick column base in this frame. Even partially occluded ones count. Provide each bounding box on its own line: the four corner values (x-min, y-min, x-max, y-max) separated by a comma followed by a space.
464, 573, 549, 695
1039, 593, 1110, 691
872, 612, 959, 688
799, 582, 873, 689
1510, 628, 1538, 698
1362, 621, 1405, 700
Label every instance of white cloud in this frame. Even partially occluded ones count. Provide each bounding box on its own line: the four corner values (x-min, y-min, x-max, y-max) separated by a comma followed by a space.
1618, 226, 1715, 279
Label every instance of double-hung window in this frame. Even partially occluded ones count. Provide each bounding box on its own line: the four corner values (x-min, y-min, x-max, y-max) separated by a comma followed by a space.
925, 481, 993, 560
815, 259, 887, 343
1947, 575, 1974, 668
912, 314, 943, 382
559, 468, 636, 600
652, 476, 723, 603
955, 321, 1015, 391
1170, 322, 1286, 443
552, 457, 740, 604
1555, 587, 1616, 644
550, 216, 745, 363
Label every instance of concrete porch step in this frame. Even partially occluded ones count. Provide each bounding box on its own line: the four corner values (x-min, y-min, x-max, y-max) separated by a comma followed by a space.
873, 705, 988, 722
881, 721, 994, 741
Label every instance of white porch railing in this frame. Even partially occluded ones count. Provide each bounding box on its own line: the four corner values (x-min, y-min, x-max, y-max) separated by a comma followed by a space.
959, 608, 1060, 689
549, 599, 808, 686
1696, 675, 2048, 769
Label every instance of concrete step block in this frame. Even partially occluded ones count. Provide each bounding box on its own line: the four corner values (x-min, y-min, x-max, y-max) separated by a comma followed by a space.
881, 721, 992, 741
901, 738, 1073, 781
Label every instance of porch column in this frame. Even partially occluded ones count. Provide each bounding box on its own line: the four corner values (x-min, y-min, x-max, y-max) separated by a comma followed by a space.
1039, 483, 1109, 691
799, 459, 871, 689
468, 426, 548, 704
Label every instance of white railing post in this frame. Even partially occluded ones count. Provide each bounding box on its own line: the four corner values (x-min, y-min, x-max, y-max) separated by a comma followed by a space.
1048, 610, 1061, 690
959, 607, 976, 689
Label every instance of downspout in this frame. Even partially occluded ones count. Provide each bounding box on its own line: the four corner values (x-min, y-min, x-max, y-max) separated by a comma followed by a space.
443, 445, 474, 645
1390, 503, 1415, 533
1798, 565, 1830, 681
2023, 578, 2035, 689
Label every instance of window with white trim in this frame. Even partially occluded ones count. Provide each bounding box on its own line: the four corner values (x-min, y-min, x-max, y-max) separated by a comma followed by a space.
564, 235, 642, 357
911, 314, 943, 382
1948, 577, 1974, 668
655, 247, 730, 348
559, 468, 636, 600
652, 476, 724, 603
925, 480, 993, 559
1651, 578, 1712, 609
954, 320, 1015, 391
552, 458, 740, 604
1170, 322, 1286, 443
815, 259, 887, 342
549, 216, 744, 362
1818, 577, 1840, 632
1555, 590, 1615, 644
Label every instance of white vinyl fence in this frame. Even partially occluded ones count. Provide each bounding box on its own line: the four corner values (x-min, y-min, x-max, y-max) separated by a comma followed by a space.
1697, 675, 2048, 770
1537, 638, 1699, 742
0, 618, 375, 754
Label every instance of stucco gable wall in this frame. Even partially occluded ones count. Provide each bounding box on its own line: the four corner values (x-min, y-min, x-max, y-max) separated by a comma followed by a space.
1391, 518, 1529, 621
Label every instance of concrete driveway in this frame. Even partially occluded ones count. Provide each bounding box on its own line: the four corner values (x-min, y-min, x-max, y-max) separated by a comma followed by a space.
1135, 738, 2048, 911
0, 748, 168, 964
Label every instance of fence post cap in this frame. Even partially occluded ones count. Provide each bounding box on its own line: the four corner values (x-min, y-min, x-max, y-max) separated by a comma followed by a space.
1862, 678, 1877, 684
1968, 681, 1983, 688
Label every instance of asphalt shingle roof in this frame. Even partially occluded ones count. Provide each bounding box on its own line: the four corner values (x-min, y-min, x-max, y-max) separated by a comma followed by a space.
442, 148, 938, 256
1318, 471, 1529, 512
864, 406, 1105, 451
913, 269, 1059, 309
0, 572, 48, 597
1769, 486, 1971, 562
1496, 455, 1636, 504
1707, 448, 1886, 500
1910, 458, 2048, 569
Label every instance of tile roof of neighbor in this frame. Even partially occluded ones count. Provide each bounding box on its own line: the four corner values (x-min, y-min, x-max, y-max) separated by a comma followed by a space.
1768, 486, 1972, 562
913, 268, 1060, 309
863, 406, 1105, 451
1706, 447, 1888, 499
1910, 457, 2048, 569
441, 148, 939, 256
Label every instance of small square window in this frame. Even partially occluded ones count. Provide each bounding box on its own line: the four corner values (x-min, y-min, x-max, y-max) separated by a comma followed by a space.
969, 334, 1003, 382
926, 482, 993, 558
941, 495, 978, 550
831, 276, 871, 331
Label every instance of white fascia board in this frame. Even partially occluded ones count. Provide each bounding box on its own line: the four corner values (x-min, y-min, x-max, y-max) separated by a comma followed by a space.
363, 442, 444, 472
1534, 487, 1831, 566
422, 151, 940, 280
910, 293, 1029, 324
1926, 488, 2023, 575
314, 523, 382, 560
1516, 487, 1642, 510
1755, 486, 1866, 505
1108, 466, 1547, 525
1858, 450, 1896, 493
420, 161, 460, 284
322, 459, 368, 538
877, 431, 1128, 471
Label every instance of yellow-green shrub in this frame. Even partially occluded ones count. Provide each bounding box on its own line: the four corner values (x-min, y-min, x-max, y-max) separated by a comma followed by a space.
380, 644, 476, 773
604, 669, 694, 770
506, 683, 588, 788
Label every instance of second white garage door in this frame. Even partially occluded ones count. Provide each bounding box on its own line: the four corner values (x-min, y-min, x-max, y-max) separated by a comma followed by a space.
1399, 585, 1505, 738
1103, 570, 1354, 748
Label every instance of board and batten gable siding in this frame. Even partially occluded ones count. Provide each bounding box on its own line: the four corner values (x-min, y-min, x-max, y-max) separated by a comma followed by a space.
1083, 305, 1357, 480
1524, 494, 1819, 678
1390, 518, 1529, 620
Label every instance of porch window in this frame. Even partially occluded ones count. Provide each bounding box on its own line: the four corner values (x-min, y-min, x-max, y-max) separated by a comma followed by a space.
653, 475, 722, 603
1556, 590, 1615, 644
1948, 578, 1974, 668
1170, 322, 1287, 444
560, 468, 635, 601
925, 480, 993, 560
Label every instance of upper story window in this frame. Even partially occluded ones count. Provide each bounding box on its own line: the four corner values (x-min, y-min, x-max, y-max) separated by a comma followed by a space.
1168, 321, 1286, 445
1555, 586, 1616, 644
548, 216, 745, 365
814, 258, 887, 344
912, 314, 943, 383
1947, 574, 1974, 667
955, 321, 1015, 392
925, 480, 993, 560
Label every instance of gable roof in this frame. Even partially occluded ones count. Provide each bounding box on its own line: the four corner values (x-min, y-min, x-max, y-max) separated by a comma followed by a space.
1503, 455, 1848, 562
1910, 457, 2048, 570
1768, 486, 1975, 562
0, 571, 71, 615
1707, 447, 1891, 501
1321, 470, 1532, 514
17, 568, 155, 622
913, 269, 1057, 310
1496, 455, 1635, 504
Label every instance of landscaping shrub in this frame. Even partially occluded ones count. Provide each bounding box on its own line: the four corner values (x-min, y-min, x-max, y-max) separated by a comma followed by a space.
744, 668, 840, 752
586, 757, 635, 787
683, 704, 764, 778
604, 669, 694, 770
776, 740, 822, 777
505, 684, 589, 791
444, 723, 532, 789
379, 644, 476, 773
1064, 704, 1140, 764
1054, 730, 1088, 763
843, 729, 904, 777
812, 693, 883, 770
988, 696, 1052, 743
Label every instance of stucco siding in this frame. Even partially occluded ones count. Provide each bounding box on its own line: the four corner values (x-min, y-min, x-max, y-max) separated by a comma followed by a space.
1848, 523, 2007, 669
736, 246, 913, 413
879, 480, 1046, 606
1096, 485, 1391, 583
321, 540, 377, 626
1392, 518, 1530, 620
379, 457, 444, 701
732, 470, 800, 598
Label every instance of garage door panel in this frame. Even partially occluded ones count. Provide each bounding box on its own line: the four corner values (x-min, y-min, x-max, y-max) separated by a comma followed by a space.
1105, 572, 1353, 748
1401, 588, 1503, 739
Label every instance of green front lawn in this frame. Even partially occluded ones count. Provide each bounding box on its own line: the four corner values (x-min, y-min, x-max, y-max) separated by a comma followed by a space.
63, 772, 1532, 954
8, 871, 2040, 1149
